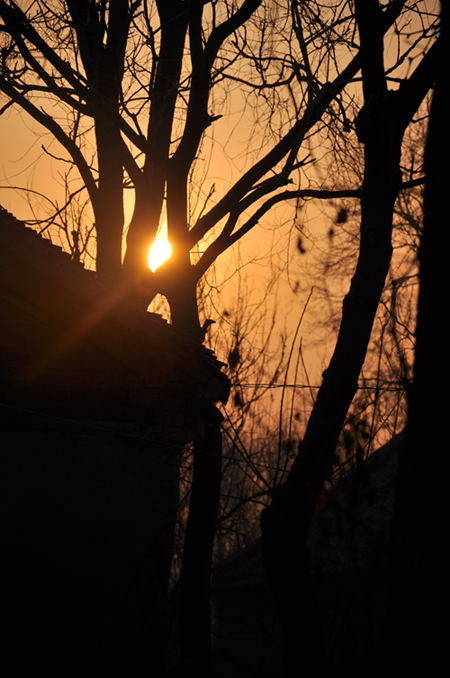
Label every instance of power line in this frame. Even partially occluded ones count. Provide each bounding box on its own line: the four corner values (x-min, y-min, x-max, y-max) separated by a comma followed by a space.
231, 382, 405, 391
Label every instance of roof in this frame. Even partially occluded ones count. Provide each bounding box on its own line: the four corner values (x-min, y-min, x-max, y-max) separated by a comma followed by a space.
0, 206, 229, 420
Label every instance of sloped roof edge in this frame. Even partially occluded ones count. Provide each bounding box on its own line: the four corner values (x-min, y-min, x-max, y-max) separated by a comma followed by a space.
0, 206, 230, 408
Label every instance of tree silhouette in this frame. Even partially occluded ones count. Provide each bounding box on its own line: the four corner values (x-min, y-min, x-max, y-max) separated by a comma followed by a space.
1, 0, 426, 335
0, 1, 441, 674
260, 1, 440, 673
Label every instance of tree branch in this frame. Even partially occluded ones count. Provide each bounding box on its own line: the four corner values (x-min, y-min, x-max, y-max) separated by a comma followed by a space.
0, 77, 98, 208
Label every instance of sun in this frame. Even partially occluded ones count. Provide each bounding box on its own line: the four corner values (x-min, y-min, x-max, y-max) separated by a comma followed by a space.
147, 237, 172, 272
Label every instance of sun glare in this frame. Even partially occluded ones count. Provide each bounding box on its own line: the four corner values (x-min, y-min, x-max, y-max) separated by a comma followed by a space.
147, 237, 173, 272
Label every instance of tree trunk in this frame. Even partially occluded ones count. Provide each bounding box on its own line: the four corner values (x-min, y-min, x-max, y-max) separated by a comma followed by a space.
387, 3, 444, 671
260, 118, 401, 671
148, 253, 202, 338
93, 116, 125, 281
178, 406, 223, 677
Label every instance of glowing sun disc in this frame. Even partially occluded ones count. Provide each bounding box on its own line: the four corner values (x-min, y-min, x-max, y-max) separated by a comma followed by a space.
148, 239, 172, 272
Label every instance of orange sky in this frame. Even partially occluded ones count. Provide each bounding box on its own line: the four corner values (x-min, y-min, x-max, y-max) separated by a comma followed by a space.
0, 81, 357, 397
0, 2, 431, 443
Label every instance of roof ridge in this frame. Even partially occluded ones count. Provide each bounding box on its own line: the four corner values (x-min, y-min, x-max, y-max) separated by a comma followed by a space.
0, 204, 93, 272
0, 204, 230, 402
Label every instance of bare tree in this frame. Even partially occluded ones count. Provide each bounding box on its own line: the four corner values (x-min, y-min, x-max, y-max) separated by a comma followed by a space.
0, 0, 414, 335
261, 1, 440, 673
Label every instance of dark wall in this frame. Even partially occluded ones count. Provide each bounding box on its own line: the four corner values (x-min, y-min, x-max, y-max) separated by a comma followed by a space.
1, 411, 180, 674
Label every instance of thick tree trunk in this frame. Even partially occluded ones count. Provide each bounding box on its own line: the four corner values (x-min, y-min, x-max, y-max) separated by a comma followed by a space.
147, 252, 202, 338
387, 3, 444, 671
94, 117, 125, 281
260, 121, 401, 671
178, 406, 223, 677
65, 0, 128, 282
